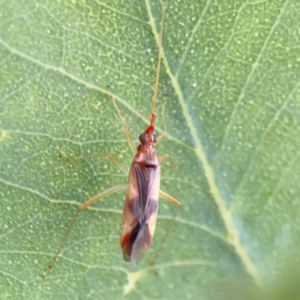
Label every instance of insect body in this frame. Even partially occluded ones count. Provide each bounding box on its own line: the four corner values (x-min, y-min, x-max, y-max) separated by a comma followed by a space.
43, 3, 180, 277
120, 113, 160, 265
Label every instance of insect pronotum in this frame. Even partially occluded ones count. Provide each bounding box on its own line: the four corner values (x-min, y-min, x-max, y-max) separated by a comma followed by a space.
43, 3, 180, 277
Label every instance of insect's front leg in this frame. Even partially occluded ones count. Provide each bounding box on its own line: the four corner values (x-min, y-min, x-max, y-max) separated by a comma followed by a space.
107, 86, 136, 155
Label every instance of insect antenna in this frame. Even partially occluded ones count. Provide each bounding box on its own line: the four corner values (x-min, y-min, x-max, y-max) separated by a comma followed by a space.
151, 4, 165, 118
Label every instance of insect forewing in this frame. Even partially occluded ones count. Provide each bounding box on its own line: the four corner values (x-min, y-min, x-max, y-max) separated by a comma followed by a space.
120, 159, 160, 265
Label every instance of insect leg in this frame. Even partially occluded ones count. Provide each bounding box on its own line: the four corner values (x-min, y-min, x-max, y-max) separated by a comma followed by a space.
159, 189, 181, 206
107, 87, 136, 155
159, 152, 178, 170
42, 184, 127, 277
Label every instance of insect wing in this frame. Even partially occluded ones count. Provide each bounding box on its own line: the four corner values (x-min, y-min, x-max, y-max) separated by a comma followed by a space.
120, 162, 160, 265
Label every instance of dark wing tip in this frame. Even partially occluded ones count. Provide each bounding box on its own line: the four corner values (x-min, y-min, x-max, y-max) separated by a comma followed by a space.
130, 222, 151, 266
122, 252, 131, 262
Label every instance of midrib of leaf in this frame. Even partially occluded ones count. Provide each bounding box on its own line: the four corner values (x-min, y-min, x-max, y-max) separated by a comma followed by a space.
176, 0, 212, 75
145, 0, 264, 288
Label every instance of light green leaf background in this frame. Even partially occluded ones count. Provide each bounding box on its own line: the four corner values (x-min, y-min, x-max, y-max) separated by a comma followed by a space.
1, 0, 300, 299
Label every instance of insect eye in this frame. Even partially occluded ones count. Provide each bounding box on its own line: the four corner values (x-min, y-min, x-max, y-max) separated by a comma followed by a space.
139, 134, 147, 143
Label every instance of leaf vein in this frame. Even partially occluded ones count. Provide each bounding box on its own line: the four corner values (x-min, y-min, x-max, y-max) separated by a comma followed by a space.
176, 0, 212, 75
217, 0, 291, 157
146, 0, 265, 287
231, 79, 300, 211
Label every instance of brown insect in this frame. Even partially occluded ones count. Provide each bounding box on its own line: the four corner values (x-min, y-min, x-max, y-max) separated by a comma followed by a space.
43, 3, 180, 277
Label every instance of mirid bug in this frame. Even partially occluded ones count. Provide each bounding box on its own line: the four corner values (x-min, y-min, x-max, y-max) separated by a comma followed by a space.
43, 3, 180, 277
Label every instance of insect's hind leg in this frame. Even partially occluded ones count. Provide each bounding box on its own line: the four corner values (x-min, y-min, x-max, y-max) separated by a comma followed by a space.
42, 183, 127, 278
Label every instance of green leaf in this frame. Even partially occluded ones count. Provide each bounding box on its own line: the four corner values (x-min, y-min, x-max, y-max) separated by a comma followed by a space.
1, 0, 300, 299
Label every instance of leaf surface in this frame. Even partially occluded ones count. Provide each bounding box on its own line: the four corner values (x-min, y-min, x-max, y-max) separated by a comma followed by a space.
1, 0, 300, 299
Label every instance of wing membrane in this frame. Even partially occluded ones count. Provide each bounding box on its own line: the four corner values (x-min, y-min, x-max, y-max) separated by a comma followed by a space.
133, 163, 159, 217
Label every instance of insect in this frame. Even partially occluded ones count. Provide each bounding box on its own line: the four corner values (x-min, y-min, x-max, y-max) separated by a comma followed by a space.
43, 3, 180, 277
